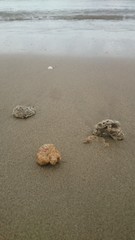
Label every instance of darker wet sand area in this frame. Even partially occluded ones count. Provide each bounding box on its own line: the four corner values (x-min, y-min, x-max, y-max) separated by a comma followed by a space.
0, 55, 135, 240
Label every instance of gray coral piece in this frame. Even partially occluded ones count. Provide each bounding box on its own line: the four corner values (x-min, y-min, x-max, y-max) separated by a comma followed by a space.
92, 119, 124, 140
12, 105, 36, 119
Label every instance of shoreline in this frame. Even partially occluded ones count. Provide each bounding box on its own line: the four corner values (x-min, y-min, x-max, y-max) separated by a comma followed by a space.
0, 54, 135, 240
0, 18, 135, 58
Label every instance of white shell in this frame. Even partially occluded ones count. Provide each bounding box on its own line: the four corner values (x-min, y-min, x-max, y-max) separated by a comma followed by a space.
48, 66, 53, 70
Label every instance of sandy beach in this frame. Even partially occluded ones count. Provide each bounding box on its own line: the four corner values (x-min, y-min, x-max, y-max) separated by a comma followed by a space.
0, 54, 135, 240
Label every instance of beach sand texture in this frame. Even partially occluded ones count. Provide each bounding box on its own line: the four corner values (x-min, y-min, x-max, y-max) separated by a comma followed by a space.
0, 55, 135, 240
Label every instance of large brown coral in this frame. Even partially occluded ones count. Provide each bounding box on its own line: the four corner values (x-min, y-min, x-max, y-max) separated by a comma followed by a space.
93, 119, 124, 140
37, 144, 61, 166
84, 119, 124, 144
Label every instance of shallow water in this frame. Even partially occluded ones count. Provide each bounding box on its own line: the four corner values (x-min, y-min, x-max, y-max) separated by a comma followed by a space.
0, 0, 135, 56
1, 0, 135, 15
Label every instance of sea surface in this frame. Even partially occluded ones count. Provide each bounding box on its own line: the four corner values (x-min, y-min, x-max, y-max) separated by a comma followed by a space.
0, 0, 135, 56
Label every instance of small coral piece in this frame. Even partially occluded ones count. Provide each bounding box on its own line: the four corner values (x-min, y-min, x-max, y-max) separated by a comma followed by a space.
93, 119, 124, 140
12, 105, 36, 119
83, 135, 97, 144
37, 144, 61, 166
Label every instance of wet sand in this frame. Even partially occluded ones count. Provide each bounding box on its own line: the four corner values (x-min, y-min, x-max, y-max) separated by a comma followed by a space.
0, 55, 135, 240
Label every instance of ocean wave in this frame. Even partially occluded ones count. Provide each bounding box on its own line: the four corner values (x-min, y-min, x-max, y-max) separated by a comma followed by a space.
0, 10, 135, 21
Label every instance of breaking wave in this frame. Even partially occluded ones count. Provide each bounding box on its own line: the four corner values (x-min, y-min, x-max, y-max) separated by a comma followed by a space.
0, 9, 135, 21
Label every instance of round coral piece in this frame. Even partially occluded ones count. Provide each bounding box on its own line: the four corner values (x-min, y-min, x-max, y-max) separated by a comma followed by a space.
37, 144, 61, 166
